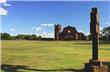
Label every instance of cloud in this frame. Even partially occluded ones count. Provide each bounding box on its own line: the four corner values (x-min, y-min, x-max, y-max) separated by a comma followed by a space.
85, 32, 90, 36
0, 8, 8, 15
35, 32, 54, 38
42, 32, 54, 38
47, 32, 54, 38
78, 30, 84, 33
0, 0, 7, 3
78, 30, 90, 35
3, 3, 12, 6
35, 27, 42, 31
41, 23, 54, 27
100, 27, 103, 30
41, 24, 47, 26
48, 24, 54, 27
36, 33, 40, 36
11, 28, 15, 32
0, 0, 11, 15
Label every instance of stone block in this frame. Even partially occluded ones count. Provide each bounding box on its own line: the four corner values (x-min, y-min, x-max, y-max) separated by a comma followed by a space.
84, 63, 108, 72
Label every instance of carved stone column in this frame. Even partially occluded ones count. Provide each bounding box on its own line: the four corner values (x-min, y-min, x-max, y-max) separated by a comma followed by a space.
84, 8, 108, 72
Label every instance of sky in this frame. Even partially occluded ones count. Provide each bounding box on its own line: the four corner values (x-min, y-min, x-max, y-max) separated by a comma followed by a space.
0, 0, 110, 38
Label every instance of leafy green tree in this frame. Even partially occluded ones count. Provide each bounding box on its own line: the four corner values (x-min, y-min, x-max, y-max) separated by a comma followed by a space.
1, 33, 11, 40
87, 26, 110, 41
1, 33, 42, 40
16, 34, 26, 40
11, 36, 16, 40
87, 34, 92, 40
101, 26, 110, 41
24, 35, 32, 40
38, 36, 42, 40
31, 34, 37, 40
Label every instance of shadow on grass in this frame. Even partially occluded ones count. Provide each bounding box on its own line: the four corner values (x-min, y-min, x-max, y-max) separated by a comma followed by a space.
1, 64, 84, 72
1, 63, 110, 72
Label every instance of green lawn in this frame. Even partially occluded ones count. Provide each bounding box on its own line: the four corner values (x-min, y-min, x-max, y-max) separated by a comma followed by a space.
1, 40, 110, 72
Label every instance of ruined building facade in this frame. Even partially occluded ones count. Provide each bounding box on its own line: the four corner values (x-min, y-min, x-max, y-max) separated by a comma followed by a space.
55, 24, 86, 40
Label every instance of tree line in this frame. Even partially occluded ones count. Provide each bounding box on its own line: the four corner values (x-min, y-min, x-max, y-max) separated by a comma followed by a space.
0, 26, 110, 41
1, 33, 42, 40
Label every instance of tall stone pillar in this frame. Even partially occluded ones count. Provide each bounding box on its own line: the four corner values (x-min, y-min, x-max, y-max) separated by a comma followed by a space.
84, 8, 108, 72
55, 24, 61, 40
90, 8, 99, 60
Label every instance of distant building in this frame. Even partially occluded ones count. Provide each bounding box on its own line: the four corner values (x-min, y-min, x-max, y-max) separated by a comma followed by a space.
55, 24, 86, 40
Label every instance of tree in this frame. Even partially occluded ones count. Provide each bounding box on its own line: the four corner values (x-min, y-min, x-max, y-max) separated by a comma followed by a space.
38, 36, 42, 40
1, 33, 42, 40
24, 35, 32, 40
31, 34, 37, 40
16, 34, 25, 40
11, 36, 16, 40
100, 26, 110, 41
87, 26, 110, 41
87, 34, 92, 40
1, 33, 11, 40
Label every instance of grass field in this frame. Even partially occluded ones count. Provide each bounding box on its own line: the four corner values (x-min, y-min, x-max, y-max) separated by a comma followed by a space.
1, 40, 110, 72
